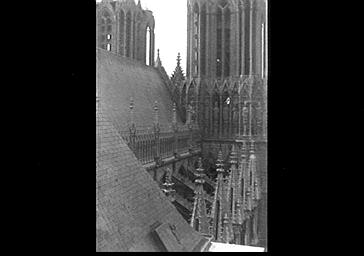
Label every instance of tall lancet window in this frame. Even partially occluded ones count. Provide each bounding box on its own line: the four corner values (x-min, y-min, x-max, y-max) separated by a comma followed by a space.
126, 11, 132, 57
244, 3, 250, 75
200, 4, 207, 76
216, 7, 223, 78
119, 9, 125, 55
262, 22, 266, 78
99, 10, 113, 51
146, 26, 151, 65
193, 3, 199, 76
239, 4, 243, 75
224, 7, 231, 77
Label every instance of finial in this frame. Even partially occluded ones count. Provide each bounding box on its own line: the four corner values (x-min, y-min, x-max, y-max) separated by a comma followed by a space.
137, 0, 141, 8
155, 49, 162, 68
177, 52, 181, 66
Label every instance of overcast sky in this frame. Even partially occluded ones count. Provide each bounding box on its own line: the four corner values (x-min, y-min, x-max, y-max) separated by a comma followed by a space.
97, 0, 187, 76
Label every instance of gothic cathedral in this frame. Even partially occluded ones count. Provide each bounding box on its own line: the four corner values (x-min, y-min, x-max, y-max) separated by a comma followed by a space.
171, 0, 268, 246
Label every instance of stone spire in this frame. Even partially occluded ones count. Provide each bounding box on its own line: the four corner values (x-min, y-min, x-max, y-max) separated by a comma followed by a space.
248, 140, 259, 245
137, 0, 141, 8
249, 140, 260, 202
210, 150, 226, 241
229, 144, 240, 224
246, 140, 257, 212
171, 52, 185, 85
190, 158, 209, 235
238, 141, 247, 222
155, 49, 162, 68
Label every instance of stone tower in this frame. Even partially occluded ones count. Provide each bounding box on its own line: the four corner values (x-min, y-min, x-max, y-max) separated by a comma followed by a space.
173, 0, 268, 248
186, 0, 267, 79
96, 0, 155, 65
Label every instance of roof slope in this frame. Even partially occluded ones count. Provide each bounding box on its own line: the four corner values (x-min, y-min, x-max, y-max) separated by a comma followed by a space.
96, 109, 206, 252
96, 48, 180, 133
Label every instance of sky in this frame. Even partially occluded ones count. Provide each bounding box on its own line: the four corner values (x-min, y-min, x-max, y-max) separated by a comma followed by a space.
97, 0, 187, 77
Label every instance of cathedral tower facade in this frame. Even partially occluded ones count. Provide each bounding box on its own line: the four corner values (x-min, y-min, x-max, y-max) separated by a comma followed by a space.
186, 0, 267, 79
176, 0, 268, 248
96, 0, 155, 65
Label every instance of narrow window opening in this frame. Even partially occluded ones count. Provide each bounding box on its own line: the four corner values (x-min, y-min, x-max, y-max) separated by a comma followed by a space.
239, 5, 242, 75
224, 8, 230, 77
146, 26, 151, 65
107, 34, 111, 40
107, 44, 111, 51
200, 4, 206, 76
216, 7, 222, 77
244, 7, 250, 75
126, 11, 132, 57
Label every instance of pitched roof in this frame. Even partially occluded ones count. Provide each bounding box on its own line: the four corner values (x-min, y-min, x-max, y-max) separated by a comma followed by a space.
96, 109, 208, 251
96, 48, 180, 133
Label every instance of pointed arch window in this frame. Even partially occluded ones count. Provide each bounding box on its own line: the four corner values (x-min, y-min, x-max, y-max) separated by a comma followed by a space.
126, 11, 132, 57
193, 3, 199, 76
200, 4, 207, 76
239, 4, 243, 75
216, 7, 223, 78
99, 10, 113, 51
224, 7, 231, 77
146, 26, 151, 65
